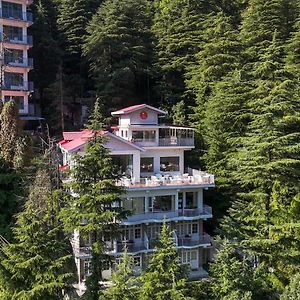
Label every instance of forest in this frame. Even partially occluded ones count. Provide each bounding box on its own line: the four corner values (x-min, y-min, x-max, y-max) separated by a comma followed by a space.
0, 0, 300, 299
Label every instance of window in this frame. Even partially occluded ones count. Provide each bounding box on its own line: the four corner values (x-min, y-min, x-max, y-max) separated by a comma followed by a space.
160, 157, 180, 172
4, 95, 24, 110
4, 72, 23, 87
4, 49, 23, 64
102, 260, 111, 271
133, 256, 141, 267
84, 260, 92, 275
192, 223, 198, 234
134, 228, 141, 239
3, 25, 23, 41
140, 157, 154, 173
2, 2, 22, 20
186, 192, 197, 209
132, 131, 155, 142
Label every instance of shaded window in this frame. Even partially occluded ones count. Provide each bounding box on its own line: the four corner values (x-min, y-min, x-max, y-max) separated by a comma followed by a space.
140, 157, 154, 173
4, 95, 24, 110
160, 157, 180, 172
132, 131, 155, 141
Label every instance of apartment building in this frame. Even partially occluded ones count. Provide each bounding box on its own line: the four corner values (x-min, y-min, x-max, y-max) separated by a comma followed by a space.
59, 104, 215, 291
0, 0, 33, 115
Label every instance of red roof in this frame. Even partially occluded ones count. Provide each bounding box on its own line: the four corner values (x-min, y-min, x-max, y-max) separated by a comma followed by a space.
59, 129, 106, 152
59, 164, 70, 171
111, 104, 167, 116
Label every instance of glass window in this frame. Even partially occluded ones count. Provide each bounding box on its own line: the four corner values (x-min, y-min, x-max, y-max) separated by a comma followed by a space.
111, 155, 133, 177
132, 131, 143, 141
160, 157, 180, 172
140, 157, 154, 173
134, 256, 141, 267
4, 49, 23, 64
84, 260, 92, 275
4, 95, 24, 110
2, 2, 22, 19
186, 192, 197, 209
192, 223, 198, 234
134, 228, 141, 239
3, 25, 22, 41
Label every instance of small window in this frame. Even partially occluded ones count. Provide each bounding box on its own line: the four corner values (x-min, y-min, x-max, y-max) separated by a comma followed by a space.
102, 260, 111, 271
140, 157, 154, 173
160, 157, 180, 172
134, 256, 141, 267
84, 260, 92, 275
134, 228, 141, 239
192, 223, 198, 234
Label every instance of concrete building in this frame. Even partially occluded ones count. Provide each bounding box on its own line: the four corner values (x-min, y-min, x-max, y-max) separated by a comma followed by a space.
59, 104, 215, 292
0, 0, 33, 115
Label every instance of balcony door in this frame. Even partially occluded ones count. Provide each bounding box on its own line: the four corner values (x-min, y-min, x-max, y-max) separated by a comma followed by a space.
181, 250, 198, 270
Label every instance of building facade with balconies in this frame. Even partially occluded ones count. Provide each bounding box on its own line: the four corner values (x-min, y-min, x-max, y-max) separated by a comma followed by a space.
0, 0, 33, 114
59, 104, 215, 290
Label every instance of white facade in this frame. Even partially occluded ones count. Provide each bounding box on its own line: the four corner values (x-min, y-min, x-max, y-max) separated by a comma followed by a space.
59, 104, 215, 291
0, 0, 33, 114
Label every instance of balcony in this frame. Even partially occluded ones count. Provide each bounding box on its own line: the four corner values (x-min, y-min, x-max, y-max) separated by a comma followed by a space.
118, 170, 215, 190
1, 34, 33, 45
0, 11, 33, 22
176, 233, 211, 248
121, 205, 212, 225
115, 240, 148, 254
5, 57, 33, 68
159, 137, 194, 147
3, 81, 34, 91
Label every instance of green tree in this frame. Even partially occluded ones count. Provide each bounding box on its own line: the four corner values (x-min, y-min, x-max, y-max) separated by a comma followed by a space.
0, 158, 21, 239
100, 250, 138, 300
210, 240, 255, 299
139, 223, 193, 300
86, 97, 106, 130
0, 170, 75, 299
84, 0, 154, 110
31, 0, 61, 112
171, 100, 186, 125
0, 101, 20, 164
280, 273, 300, 300
152, 0, 215, 104
61, 134, 126, 299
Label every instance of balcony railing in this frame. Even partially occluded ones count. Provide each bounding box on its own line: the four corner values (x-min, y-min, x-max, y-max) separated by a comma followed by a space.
116, 241, 148, 253
159, 137, 194, 147
122, 205, 212, 224
73, 246, 92, 258
177, 234, 211, 247
0, 11, 33, 22
3, 81, 34, 91
5, 57, 33, 68
118, 172, 215, 189
1, 34, 33, 45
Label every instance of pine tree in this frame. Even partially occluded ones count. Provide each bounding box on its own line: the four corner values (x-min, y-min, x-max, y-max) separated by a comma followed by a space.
280, 273, 300, 300
0, 170, 75, 299
139, 223, 193, 300
86, 97, 106, 130
31, 0, 61, 112
0, 158, 21, 239
83, 0, 154, 110
171, 100, 186, 126
210, 239, 256, 299
152, 0, 215, 104
0, 101, 20, 164
61, 135, 126, 299
100, 250, 138, 300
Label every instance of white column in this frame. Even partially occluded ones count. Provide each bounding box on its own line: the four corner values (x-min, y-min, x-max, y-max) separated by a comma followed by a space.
144, 196, 149, 213
183, 192, 186, 210
197, 189, 203, 210
175, 192, 179, 211
132, 152, 140, 182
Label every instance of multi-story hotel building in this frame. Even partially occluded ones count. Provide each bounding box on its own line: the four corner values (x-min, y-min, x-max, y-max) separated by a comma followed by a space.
59, 104, 215, 291
0, 0, 33, 115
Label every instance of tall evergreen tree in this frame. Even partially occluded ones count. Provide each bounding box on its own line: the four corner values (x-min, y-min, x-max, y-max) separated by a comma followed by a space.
139, 223, 193, 300
86, 97, 106, 130
100, 250, 138, 300
61, 135, 126, 299
83, 0, 154, 111
0, 101, 20, 164
31, 0, 61, 112
0, 170, 75, 299
152, 0, 215, 105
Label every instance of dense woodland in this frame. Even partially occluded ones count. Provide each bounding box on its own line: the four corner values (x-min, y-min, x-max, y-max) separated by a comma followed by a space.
0, 0, 300, 299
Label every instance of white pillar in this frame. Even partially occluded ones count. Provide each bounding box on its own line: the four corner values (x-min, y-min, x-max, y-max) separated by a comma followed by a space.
183, 192, 186, 210
197, 189, 203, 210
175, 193, 179, 211
144, 196, 149, 213
132, 152, 140, 182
